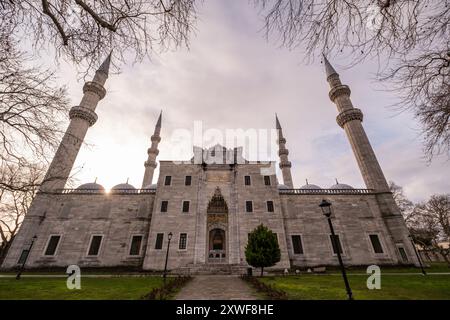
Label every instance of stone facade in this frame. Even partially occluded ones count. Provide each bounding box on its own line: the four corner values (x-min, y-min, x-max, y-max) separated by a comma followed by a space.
1, 56, 420, 272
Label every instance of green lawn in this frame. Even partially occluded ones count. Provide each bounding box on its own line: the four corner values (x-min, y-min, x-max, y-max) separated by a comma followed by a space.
260, 274, 450, 300
0, 277, 164, 300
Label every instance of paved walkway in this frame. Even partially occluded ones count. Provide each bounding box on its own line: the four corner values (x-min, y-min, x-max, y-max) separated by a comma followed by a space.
175, 275, 259, 300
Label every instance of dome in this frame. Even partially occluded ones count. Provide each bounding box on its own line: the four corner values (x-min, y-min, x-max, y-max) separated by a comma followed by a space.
111, 183, 136, 190
143, 184, 157, 189
329, 183, 354, 190
299, 184, 322, 189
277, 184, 289, 190
76, 182, 105, 191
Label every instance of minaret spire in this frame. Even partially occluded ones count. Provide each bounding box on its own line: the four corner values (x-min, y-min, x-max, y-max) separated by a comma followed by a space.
142, 111, 162, 188
40, 54, 111, 191
275, 114, 294, 188
324, 57, 389, 192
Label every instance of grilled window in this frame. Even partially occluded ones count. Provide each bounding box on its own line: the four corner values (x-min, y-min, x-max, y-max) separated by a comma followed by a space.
245, 201, 253, 213
329, 234, 343, 255
182, 201, 190, 213
179, 233, 187, 250
292, 235, 304, 254
155, 233, 164, 250
129, 235, 143, 255
44, 235, 61, 256
267, 201, 274, 212
185, 176, 192, 186
164, 176, 172, 186
88, 236, 102, 256
264, 176, 271, 186
161, 201, 168, 212
369, 234, 384, 254
398, 247, 409, 262
244, 175, 251, 186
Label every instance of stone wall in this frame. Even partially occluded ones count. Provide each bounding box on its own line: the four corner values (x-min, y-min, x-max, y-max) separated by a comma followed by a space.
2, 192, 154, 269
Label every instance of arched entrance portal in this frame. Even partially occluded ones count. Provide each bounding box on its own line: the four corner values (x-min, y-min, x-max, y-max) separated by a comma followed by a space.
206, 187, 228, 264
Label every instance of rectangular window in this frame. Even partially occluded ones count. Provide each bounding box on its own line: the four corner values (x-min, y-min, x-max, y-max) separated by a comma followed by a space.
182, 201, 190, 213
179, 233, 187, 250
160, 200, 168, 212
129, 235, 143, 256
155, 233, 164, 250
44, 235, 61, 256
17, 250, 29, 264
245, 201, 253, 213
329, 234, 343, 255
292, 235, 304, 254
369, 234, 384, 254
185, 176, 192, 186
87, 235, 103, 256
164, 176, 172, 186
398, 247, 409, 262
264, 176, 271, 186
267, 201, 274, 212
244, 175, 251, 186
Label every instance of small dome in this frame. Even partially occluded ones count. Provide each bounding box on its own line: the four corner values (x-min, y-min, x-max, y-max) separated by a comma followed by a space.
76, 182, 105, 191
143, 184, 157, 189
300, 184, 322, 189
111, 183, 136, 190
277, 184, 289, 190
329, 183, 354, 190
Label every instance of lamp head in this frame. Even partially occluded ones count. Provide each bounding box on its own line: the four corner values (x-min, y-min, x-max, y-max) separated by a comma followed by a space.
319, 199, 332, 217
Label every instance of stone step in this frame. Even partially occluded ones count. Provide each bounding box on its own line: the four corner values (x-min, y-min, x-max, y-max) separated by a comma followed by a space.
174, 264, 248, 275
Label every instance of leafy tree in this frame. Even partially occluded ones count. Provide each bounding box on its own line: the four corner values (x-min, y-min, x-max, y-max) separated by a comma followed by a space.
245, 224, 281, 277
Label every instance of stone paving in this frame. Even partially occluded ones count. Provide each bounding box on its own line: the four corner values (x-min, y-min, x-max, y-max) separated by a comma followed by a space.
175, 275, 259, 300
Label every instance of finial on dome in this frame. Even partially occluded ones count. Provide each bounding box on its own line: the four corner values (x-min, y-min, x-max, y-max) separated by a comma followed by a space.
306, 178, 309, 185
322, 53, 338, 78
275, 113, 282, 130
94, 177, 98, 183
335, 178, 339, 184
98, 51, 112, 76
126, 177, 129, 184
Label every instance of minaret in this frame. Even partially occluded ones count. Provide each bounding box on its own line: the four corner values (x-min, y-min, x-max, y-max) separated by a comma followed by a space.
276, 114, 294, 188
40, 53, 112, 192
323, 55, 389, 192
142, 111, 162, 188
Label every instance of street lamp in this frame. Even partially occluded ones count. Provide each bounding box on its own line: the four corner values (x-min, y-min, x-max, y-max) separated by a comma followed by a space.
319, 199, 353, 300
163, 232, 173, 284
408, 234, 426, 275
16, 235, 37, 280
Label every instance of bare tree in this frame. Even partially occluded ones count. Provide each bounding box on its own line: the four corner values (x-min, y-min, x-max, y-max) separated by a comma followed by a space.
410, 194, 450, 265
0, 163, 43, 265
389, 180, 414, 223
1, 0, 199, 73
0, 20, 70, 190
254, 0, 450, 160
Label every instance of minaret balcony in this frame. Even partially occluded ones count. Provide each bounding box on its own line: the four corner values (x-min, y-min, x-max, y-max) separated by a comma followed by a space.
278, 149, 289, 156
279, 161, 292, 169
69, 106, 98, 126
329, 84, 351, 102
336, 108, 364, 128
151, 135, 162, 143
83, 81, 106, 100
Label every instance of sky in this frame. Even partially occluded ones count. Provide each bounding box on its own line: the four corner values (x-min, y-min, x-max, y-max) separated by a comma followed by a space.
52, 0, 448, 202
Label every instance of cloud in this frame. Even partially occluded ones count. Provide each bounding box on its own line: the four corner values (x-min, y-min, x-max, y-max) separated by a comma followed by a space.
45, 0, 449, 201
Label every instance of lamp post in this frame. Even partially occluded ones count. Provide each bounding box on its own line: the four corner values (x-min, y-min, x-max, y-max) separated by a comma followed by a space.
408, 235, 426, 276
319, 199, 353, 300
16, 235, 37, 280
163, 232, 173, 284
